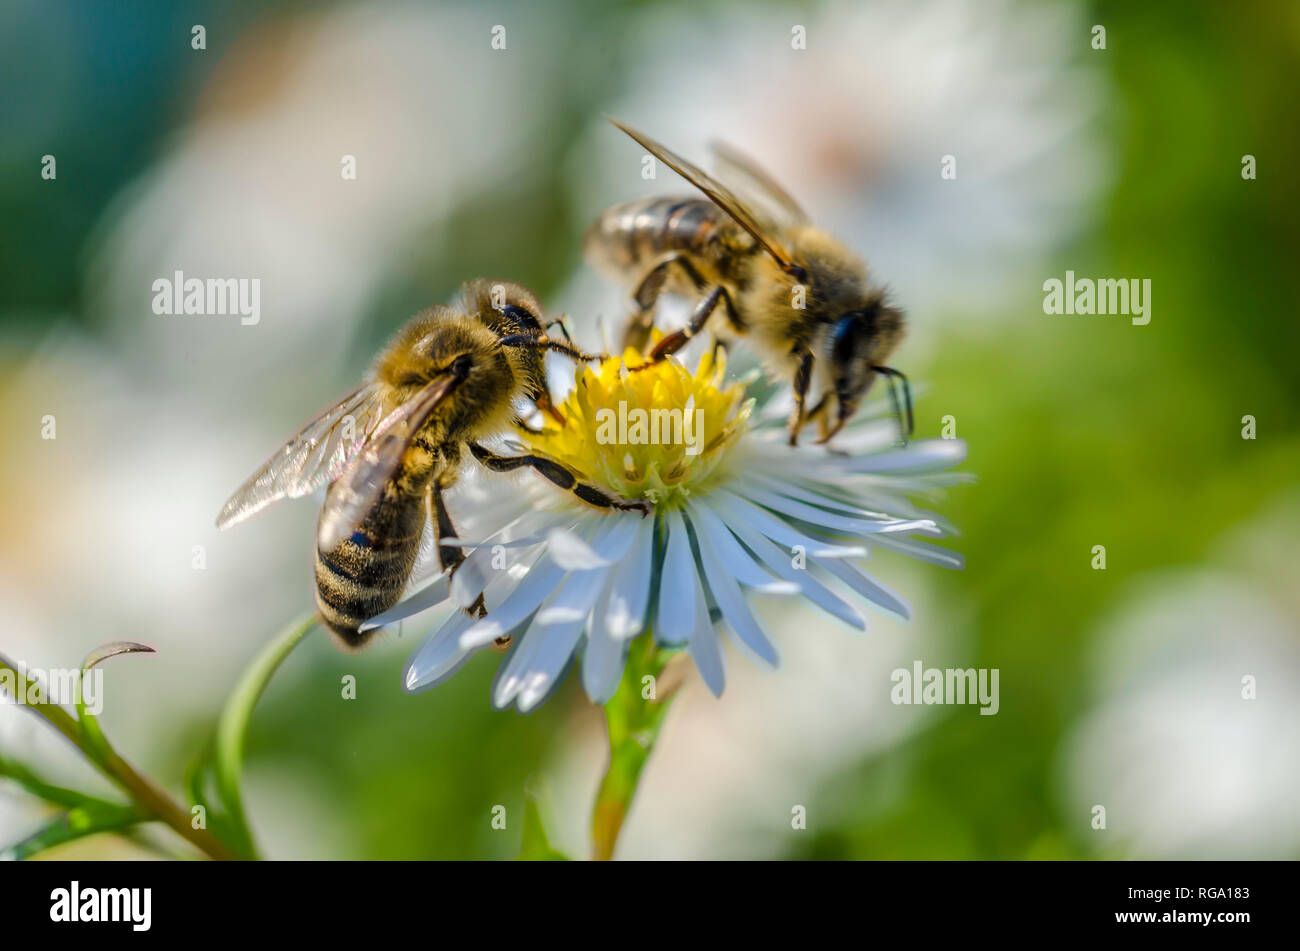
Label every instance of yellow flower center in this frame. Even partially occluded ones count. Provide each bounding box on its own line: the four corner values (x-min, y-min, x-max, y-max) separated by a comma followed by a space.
522, 343, 751, 510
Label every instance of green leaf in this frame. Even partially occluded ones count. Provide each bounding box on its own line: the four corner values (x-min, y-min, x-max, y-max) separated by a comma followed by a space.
76, 641, 157, 763
214, 614, 317, 860
517, 780, 570, 861
2, 801, 147, 861
0, 752, 123, 812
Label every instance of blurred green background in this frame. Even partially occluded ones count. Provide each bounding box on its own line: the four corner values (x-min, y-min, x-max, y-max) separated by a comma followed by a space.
2, 0, 1297, 860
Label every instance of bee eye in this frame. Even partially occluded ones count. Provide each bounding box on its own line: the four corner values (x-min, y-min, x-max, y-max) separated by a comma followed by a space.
829, 314, 862, 364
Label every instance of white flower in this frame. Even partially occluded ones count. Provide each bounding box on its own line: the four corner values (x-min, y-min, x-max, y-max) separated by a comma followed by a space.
381, 349, 967, 712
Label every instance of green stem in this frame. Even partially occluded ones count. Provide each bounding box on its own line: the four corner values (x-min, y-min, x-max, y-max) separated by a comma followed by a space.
591, 633, 679, 861
0, 652, 236, 861
214, 613, 317, 859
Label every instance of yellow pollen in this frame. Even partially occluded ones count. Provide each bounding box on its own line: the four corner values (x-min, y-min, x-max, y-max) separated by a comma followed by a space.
522, 342, 752, 510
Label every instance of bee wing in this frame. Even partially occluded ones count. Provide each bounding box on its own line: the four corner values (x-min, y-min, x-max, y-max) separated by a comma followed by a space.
316, 372, 463, 554
216, 382, 387, 530
609, 119, 800, 274
710, 140, 809, 225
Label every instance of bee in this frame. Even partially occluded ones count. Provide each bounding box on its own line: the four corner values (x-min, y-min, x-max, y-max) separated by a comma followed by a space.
584, 119, 913, 446
216, 279, 650, 652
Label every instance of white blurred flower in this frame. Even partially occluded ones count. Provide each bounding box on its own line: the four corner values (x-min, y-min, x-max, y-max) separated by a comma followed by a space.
379, 348, 966, 712
85, 1, 565, 385
1061, 498, 1300, 859
564, 0, 1107, 351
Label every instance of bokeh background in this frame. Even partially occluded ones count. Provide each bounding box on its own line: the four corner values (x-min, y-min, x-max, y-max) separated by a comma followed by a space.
2, 0, 1297, 859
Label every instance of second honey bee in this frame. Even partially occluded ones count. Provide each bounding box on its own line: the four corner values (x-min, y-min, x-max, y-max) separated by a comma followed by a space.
216, 279, 649, 652
584, 120, 913, 445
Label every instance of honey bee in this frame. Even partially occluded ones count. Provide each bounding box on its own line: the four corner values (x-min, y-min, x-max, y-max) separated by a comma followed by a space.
584, 119, 913, 445
216, 279, 650, 652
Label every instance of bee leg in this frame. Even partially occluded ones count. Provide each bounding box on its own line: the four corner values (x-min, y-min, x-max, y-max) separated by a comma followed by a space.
543, 315, 577, 345
625, 254, 738, 356
644, 284, 734, 364
623, 254, 698, 353
430, 482, 487, 618
787, 350, 814, 446
468, 443, 653, 517
872, 366, 914, 445
621, 264, 669, 353
805, 392, 832, 442
514, 413, 545, 435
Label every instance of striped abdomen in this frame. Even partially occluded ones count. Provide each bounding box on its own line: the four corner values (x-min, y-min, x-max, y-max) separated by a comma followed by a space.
314, 481, 427, 650
583, 196, 737, 285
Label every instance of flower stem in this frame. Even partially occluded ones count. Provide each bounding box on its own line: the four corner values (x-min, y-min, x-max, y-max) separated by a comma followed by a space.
214, 613, 317, 859
591, 634, 680, 861
0, 651, 237, 861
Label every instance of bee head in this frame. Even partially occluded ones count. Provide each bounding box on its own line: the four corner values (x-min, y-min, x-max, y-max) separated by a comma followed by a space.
821, 298, 908, 442
459, 280, 569, 426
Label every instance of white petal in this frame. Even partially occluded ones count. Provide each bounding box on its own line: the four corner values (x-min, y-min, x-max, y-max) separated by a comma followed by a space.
360, 574, 449, 633
812, 556, 912, 620
712, 490, 872, 557
493, 631, 545, 709
686, 564, 726, 697
736, 481, 937, 535
836, 438, 967, 473
402, 609, 479, 692
744, 469, 923, 537
459, 550, 567, 648
516, 617, 586, 712
583, 582, 628, 704
742, 468, 883, 518
869, 533, 966, 569
494, 604, 587, 712
656, 511, 699, 647
449, 510, 569, 607
723, 514, 867, 631
602, 515, 656, 640
536, 554, 612, 624
688, 507, 779, 667
546, 520, 612, 570
689, 503, 800, 594
588, 513, 643, 564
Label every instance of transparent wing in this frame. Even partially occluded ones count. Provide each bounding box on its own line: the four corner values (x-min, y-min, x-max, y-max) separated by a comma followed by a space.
216, 381, 387, 530
610, 119, 799, 273
316, 373, 463, 553
710, 140, 808, 225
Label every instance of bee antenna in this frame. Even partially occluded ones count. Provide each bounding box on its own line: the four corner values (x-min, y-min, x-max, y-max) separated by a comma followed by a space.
499, 333, 607, 364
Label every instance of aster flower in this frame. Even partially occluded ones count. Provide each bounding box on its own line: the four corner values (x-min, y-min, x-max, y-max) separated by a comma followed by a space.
375, 346, 967, 713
